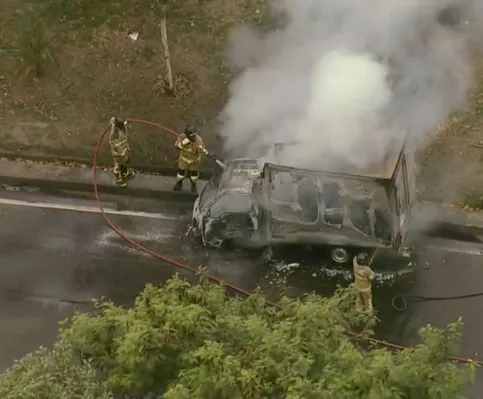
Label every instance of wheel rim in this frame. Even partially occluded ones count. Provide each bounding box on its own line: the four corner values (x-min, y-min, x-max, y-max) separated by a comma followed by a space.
331, 247, 349, 263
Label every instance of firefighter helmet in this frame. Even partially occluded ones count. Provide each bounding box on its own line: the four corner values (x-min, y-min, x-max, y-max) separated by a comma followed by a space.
356, 252, 370, 266
110, 116, 127, 130
185, 125, 197, 141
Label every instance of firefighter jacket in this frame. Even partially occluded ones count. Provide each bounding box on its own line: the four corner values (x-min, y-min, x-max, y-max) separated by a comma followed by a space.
175, 133, 205, 164
109, 128, 130, 159
353, 258, 375, 293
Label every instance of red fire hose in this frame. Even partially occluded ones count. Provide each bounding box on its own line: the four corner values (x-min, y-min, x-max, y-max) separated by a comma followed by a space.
91, 118, 482, 366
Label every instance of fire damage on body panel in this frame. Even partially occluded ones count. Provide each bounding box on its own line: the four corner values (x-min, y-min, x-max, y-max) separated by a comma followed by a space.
264, 166, 393, 248
193, 159, 262, 247
193, 159, 398, 251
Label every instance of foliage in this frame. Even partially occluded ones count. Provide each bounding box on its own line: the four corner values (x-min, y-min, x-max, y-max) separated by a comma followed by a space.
462, 191, 483, 210
0, 275, 477, 398
0, 340, 111, 399
0, 8, 57, 80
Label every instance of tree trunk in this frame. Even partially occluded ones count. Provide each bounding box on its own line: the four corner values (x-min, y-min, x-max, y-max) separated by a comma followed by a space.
160, 6, 174, 92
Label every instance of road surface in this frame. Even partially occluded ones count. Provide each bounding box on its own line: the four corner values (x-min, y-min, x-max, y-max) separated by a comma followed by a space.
0, 187, 269, 370
0, 187, 482, 396
374, 247, 483, 398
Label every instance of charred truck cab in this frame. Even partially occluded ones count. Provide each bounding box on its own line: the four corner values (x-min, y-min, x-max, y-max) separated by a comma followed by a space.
191, 159, 263, 248
191, 143, 416, 271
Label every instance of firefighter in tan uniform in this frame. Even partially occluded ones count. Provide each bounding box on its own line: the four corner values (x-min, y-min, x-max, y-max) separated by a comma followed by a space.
108, 117, 135, 188
353, 252, 376, 312
173, 125, 205, 193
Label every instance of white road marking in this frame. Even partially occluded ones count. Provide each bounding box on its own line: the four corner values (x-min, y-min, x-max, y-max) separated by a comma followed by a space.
0, 197, 182, 220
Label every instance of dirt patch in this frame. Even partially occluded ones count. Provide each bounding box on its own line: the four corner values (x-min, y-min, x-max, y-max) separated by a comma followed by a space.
0, 0, 268, 168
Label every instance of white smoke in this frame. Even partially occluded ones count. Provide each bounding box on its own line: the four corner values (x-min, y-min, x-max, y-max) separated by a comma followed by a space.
219, 0, 483, 174
284, 50, 392, 171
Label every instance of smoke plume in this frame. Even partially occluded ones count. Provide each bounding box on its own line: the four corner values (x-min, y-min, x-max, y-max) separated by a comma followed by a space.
219, 0, 483, 175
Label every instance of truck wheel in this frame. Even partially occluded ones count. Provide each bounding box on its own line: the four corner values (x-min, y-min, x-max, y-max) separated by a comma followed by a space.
330, 247, 349, 264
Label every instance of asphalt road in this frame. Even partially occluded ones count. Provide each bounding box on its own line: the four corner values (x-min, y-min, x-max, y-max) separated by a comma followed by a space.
0, 187, 482, 396
377, 248, 483, 398
0, 188, 268, 370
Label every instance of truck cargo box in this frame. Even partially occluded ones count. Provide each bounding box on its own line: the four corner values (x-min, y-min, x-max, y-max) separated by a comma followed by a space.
191, 139, 416, 268
259, 139, 416, 250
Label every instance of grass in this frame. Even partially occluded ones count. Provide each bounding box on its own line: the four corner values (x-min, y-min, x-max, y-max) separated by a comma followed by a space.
433, 61, 483, 137
418, 61, 483, 203
0, 8, 58, 80
0, 0, 270, 169
462, 192, 483, 210
140, 45, 156, 61
41, 0, 124, 30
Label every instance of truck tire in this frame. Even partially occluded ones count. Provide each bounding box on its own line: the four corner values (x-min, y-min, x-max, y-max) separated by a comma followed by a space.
330, 247, 350, 264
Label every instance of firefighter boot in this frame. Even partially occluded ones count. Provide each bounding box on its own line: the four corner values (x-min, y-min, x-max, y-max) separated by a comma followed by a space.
124, 169, 135, 180
113, 166, 127, 188
190, 181, 197, 194
173, 180, 183, 191
115, 175, 127, 188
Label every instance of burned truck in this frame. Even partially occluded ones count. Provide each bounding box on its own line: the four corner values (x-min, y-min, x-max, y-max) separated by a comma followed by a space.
190, 141, 417, 268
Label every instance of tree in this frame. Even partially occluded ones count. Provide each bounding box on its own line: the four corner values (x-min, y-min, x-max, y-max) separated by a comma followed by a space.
0, 274, 476, 398
0, 341, 111, 399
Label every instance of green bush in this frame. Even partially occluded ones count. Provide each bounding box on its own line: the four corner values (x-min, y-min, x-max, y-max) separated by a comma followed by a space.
0, 341, 111, 399
0, 274, 476, 398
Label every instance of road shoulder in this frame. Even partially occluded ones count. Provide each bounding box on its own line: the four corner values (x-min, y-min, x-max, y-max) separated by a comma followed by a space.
0, 159, 204, 201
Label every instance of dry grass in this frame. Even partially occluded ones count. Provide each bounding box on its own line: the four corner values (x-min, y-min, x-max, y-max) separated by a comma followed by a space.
0, 0, 269, 167
419, 60, 483, 203
434, 62, 483, 137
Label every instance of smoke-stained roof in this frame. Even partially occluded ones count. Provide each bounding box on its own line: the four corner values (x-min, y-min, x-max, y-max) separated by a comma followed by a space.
272, 137, 406, 180
218, 158, 262, 193
358, 144, 404, 180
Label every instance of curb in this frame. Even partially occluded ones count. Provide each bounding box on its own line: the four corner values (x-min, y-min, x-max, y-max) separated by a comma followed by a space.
0, 175, 198, 203
0, 152, 215, 180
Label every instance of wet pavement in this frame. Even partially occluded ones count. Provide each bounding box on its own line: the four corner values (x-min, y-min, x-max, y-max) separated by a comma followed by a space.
378, 248, 483, 398
0, 188, 265, 370
0, 187, 482, 396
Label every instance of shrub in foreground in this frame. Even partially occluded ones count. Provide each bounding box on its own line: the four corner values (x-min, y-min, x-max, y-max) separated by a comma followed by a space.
0, 275, 475, 398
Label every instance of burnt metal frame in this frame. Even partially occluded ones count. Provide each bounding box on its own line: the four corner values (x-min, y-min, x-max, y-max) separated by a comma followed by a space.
388, 144, 411, 245
268, 172, 321, 226
261, 144, 410, 249
262, 164, 385, 243
196, 166, 258, 244
195, 147, 412, 250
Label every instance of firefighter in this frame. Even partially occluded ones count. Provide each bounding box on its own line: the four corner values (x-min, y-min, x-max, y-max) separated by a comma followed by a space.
173, 125, 205, 193
108, 117, 135, 187
353, 252, 375, 313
